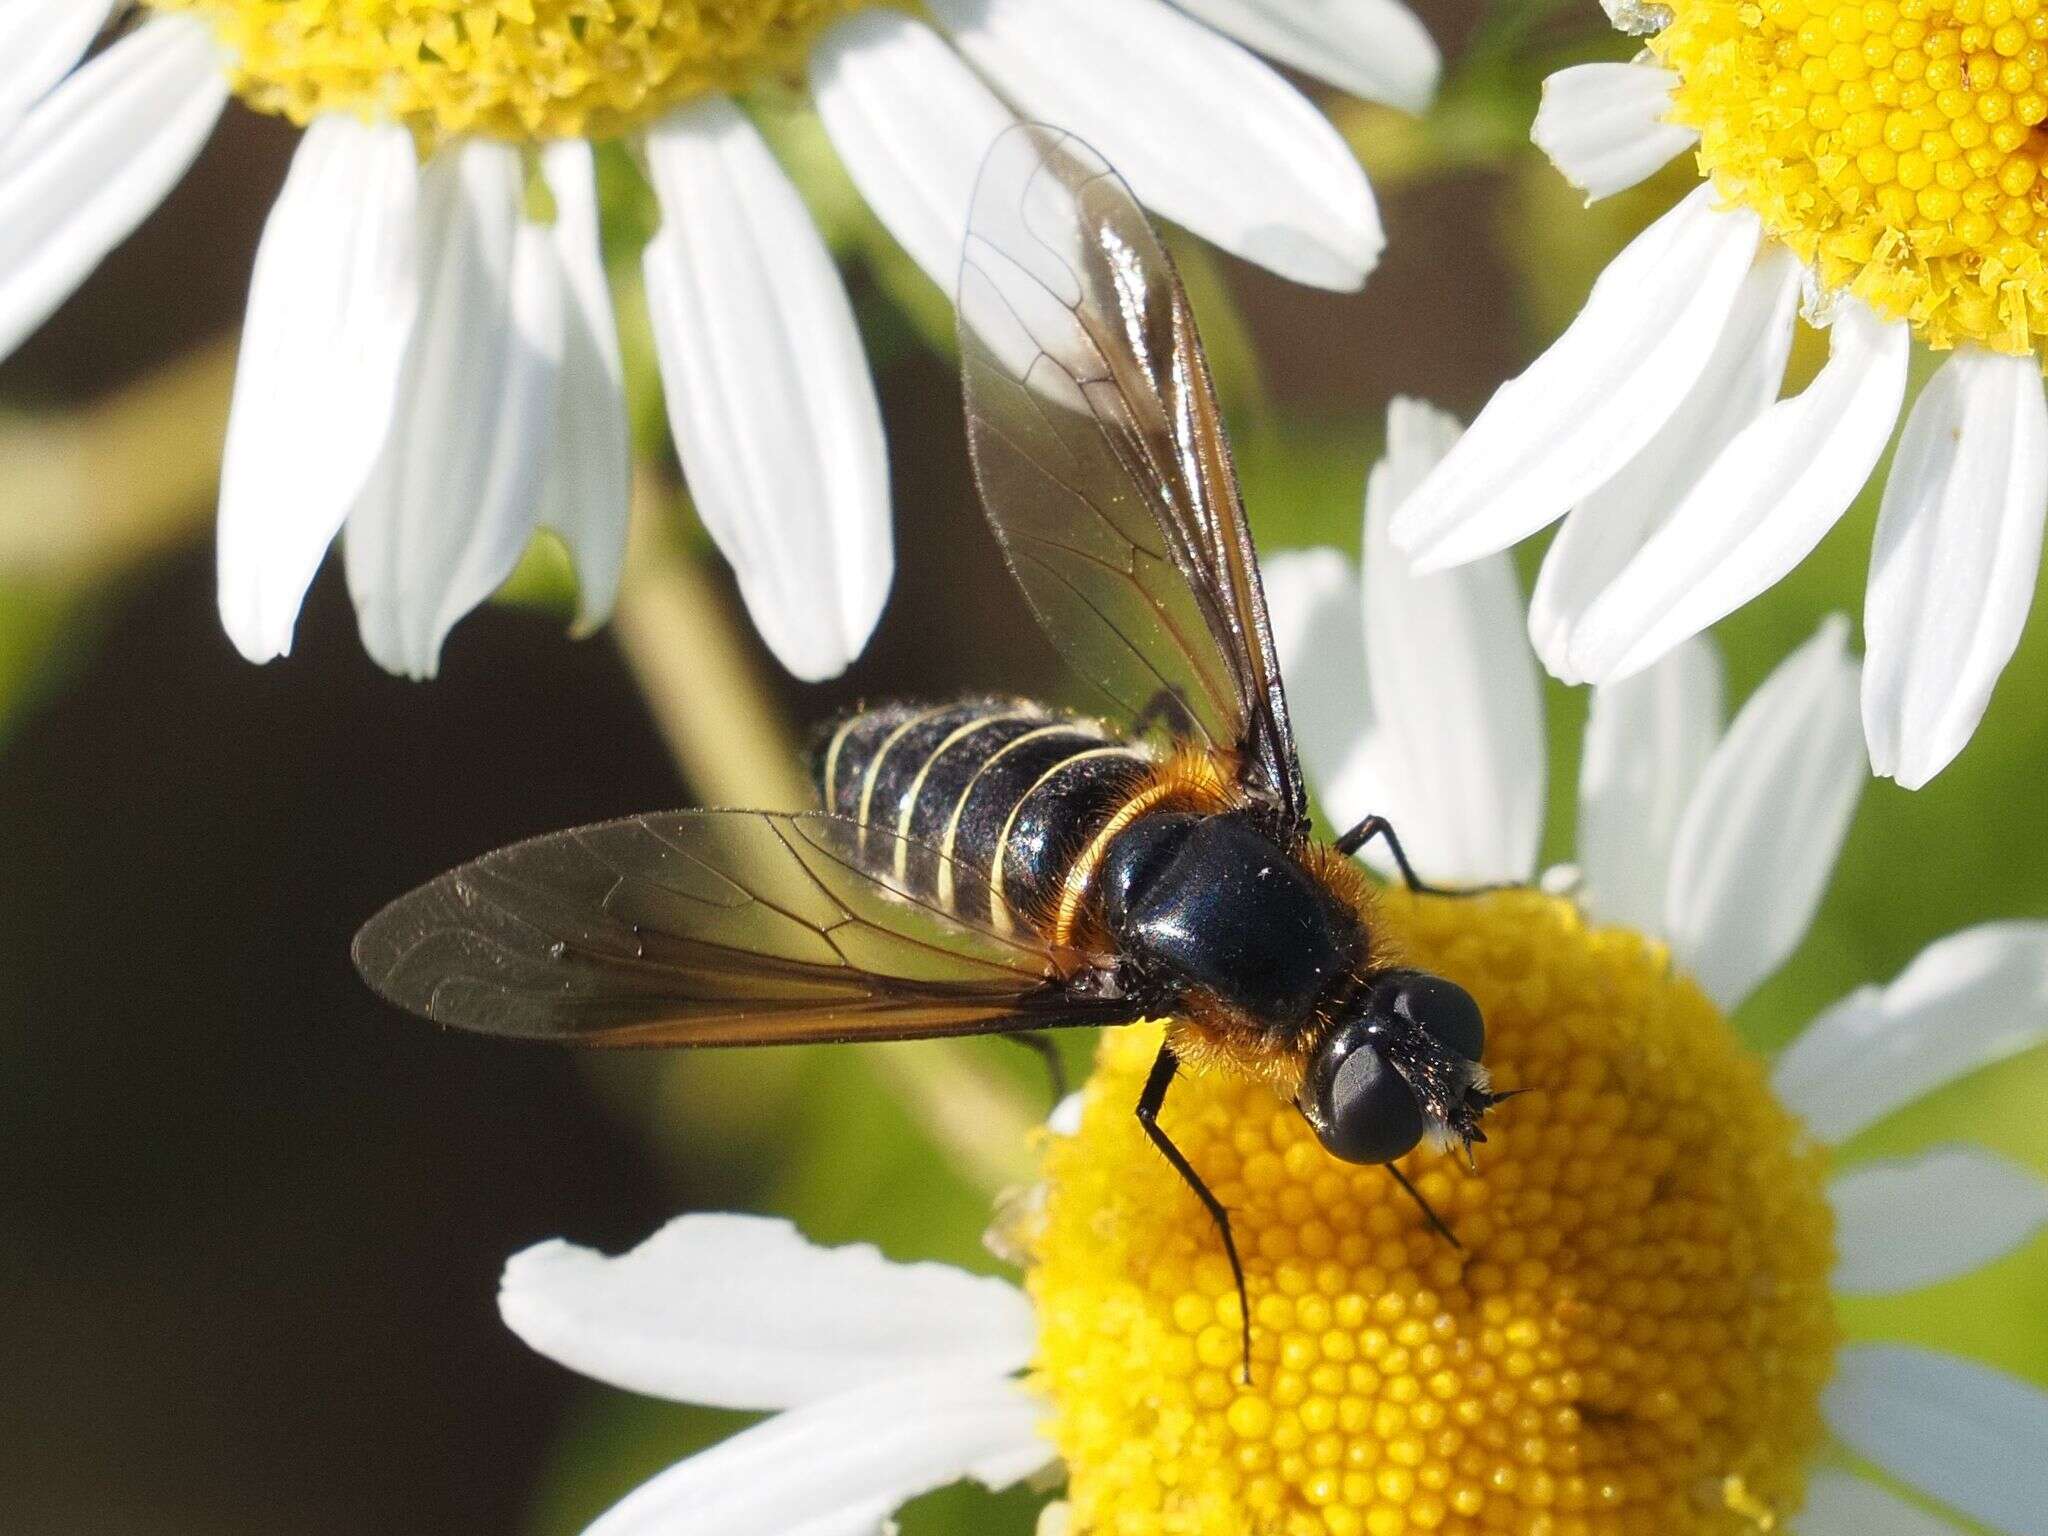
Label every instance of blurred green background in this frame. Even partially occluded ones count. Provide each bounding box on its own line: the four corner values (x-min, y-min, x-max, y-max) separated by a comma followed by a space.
1, 2, 2042, 1532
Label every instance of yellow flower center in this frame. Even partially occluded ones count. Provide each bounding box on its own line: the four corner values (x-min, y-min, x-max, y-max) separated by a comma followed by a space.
148, 0, 875, 146
1025, 889, 1837, 1536
1652, 0, 2048, 355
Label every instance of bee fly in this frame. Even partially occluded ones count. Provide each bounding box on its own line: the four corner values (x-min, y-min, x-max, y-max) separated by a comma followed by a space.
354, 126, 1503, 1366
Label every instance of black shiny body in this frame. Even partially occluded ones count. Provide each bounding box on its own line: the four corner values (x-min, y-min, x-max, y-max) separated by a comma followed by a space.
1099, 811, 1359, 1021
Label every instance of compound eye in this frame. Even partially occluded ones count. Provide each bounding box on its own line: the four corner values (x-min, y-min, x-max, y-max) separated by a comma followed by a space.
1374, 971, 1484, 1064
1311, 1035, 1424, 1165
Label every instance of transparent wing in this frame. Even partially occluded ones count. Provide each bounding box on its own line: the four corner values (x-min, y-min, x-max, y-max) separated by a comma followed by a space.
352, 811, 1133, 1046
958, 124, 1307, 837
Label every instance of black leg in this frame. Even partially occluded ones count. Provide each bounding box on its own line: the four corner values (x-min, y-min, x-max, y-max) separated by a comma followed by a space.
1386, 1161, 1461, 1250
1003, 1032, 1068, 1108
1333, 813, 1509, 899
1136, 1044, 1252, 1383
1333, 813, 1444, 893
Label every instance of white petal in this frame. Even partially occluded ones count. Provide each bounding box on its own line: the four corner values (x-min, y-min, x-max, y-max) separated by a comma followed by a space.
1774, 921, 2048, 1143
0, 0, 116, 143
1047, 1091, 1085, 1136
642, 96, 891, 682
344, 141, 560, 678
1798, 1471, 1967, 1536
927, 0, 1381, 290
1575, 636, 1723, 936
1532, 62, 1698, 203
1390, 190, 1762, 569
1262, 547, 1387, 824
1568, 300, 1909, 684
1664, 616, 1862, 1010
1360, 398, 1545, 885
500, 1214, 1036, 1410
0, 15, 226, 359
1826, 1346, 2048, 1536
1528, 245, 1799, 681
1831, 1145, 2048, 1294
1169, 0, 1441, 113
1863, 348, 2048, 789
810, 11, 1013, 293
215, 118, 421, 663
586, 1371, 1051, 1536
534, 139, 630, 637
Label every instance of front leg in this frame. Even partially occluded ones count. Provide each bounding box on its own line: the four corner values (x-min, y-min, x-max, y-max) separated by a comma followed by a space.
1135, 1043, 1252, 1383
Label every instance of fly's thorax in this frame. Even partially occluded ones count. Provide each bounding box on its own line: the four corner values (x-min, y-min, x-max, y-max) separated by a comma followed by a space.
1098, 807, 1370, 1028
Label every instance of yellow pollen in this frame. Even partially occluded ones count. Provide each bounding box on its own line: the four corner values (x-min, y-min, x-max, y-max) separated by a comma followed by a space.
146, 0, 879, 147
1653, 0, 2048, 355
1024, 889, 1837, 1536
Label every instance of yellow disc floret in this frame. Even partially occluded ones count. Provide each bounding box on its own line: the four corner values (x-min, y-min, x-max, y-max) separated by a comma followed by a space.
1653, 0, 2048, 354
1025, 889, 1836, 1536
148, 0, 877, 146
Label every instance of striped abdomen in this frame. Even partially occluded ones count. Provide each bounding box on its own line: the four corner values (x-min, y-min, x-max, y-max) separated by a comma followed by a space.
816, 699, 1153, 929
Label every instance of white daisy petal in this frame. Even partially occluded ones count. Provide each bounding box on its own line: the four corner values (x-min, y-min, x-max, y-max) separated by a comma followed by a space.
1390, 190, 1762, 569
344, 140, 560, 679
1532, 62, 1698, 203
1263, 547, 1383, 823
1831, 1145, 2048, 1294
1663, 617, 1862, 1010
215, 118, 420, 663
0, 0, 117, 144
811, 10, 1013, 294
1798, 1471, 1967, 1536
1826, 1346, 2048, 1536
1575, 636, 1723, 936
1169, 0, 1441, 114
1362, 399, 1545, 886
587, 1370, 1051, 1536
500, 1214, 1036, 1410
0, 14, 227, 359
642, 96, 891, 682
1529, 245, 1800, 681
534, 139, 630, 637
1863, 347, 2048, 789
927, 0, 1382, 290
1568, 300, 1909, 685
1773, 921, 2048, 1143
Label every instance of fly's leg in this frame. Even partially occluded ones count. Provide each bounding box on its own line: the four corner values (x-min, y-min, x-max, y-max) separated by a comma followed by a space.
1333, 813, 1509, 898
1137, 1043, 1252, 1383
1332, 813, 1440, 892
1003, 1032, 1068, 1108
1386, 1161, 1461, 1249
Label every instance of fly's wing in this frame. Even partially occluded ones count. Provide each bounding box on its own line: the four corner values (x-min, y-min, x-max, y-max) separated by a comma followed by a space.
352, 811, 1134, 1046
958, 124, 1308, 839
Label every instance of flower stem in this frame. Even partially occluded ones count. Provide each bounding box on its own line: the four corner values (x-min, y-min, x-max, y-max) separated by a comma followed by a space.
612, 477, 1043, 1191
611, 475, 812, 811
0, 335, 233, 580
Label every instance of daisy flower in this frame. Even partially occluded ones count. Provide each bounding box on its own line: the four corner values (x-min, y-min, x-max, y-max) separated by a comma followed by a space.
492, 402, 2048, 1536
1389, 0, 2048, 790
0, 1, 1418, 681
